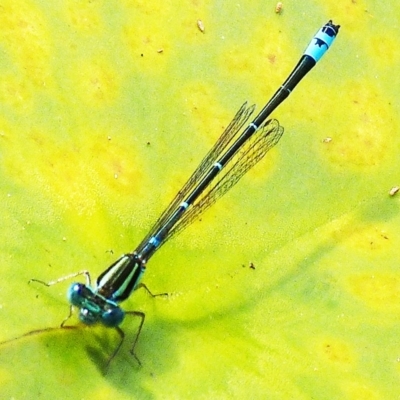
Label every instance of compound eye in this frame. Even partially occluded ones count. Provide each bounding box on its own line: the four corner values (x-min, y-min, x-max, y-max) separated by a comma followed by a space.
101, 307, 125, 327
67, 283, 86, 307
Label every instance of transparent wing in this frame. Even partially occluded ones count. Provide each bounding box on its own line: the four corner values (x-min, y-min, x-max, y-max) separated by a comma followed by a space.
135, 102, 256, 251
163, 119, 284, 241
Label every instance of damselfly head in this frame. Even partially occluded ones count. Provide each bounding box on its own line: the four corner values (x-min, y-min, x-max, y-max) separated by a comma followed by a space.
68, 282, 125, 327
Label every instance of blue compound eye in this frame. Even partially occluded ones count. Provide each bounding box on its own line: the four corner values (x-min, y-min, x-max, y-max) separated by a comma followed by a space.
101, 306, 125, 327
67, 283, 86, 307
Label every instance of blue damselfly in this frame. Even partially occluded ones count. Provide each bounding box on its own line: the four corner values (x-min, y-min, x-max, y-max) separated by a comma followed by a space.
1, 21, 340, 371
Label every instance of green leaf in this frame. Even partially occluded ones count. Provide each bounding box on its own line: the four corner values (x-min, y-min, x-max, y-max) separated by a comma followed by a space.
1, 1, 399, 399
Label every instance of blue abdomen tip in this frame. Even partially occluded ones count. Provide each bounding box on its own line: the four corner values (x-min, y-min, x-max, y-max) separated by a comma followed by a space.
305, 20, 340, 62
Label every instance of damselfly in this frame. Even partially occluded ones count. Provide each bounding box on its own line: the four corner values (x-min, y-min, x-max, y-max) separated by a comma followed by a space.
1, 21, 340, 371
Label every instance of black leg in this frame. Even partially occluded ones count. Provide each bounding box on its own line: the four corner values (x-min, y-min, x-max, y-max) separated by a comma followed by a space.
104, 311, 146, 373
136, 282, 169, 297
